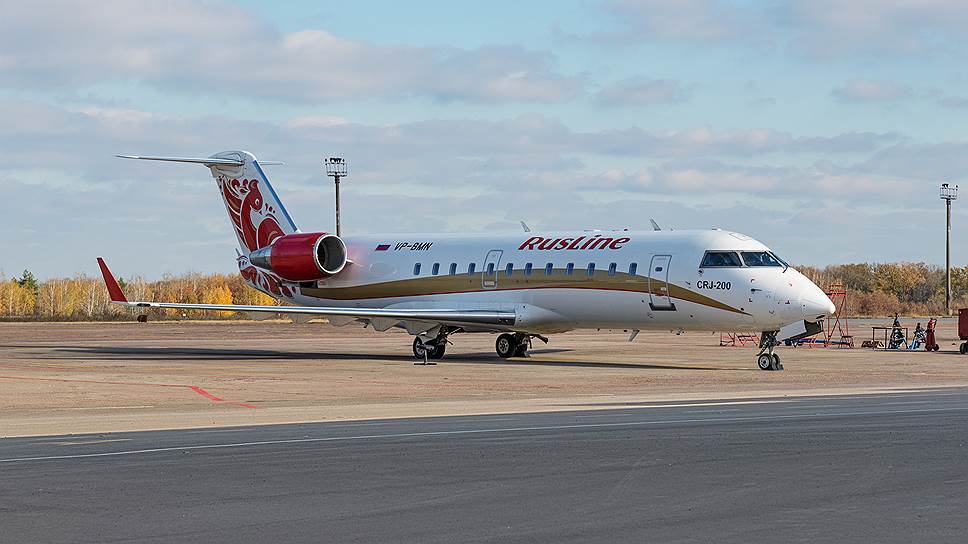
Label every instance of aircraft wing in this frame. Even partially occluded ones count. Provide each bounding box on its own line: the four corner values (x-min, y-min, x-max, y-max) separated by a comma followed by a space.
96, 258, 516, 329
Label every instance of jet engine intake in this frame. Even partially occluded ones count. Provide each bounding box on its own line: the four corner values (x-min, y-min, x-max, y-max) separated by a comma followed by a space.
249, 233, 347, 281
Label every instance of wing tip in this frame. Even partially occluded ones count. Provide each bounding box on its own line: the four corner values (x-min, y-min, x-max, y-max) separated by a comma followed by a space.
96, 257, 128, 303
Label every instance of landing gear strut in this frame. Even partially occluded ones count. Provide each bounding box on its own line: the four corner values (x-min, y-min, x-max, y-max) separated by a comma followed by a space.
412, 328, 450, 364
757, 330, 783, 371
496, 333, 547, 359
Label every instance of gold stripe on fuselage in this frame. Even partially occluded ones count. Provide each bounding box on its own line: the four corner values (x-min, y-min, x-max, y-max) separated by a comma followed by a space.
300, 270, 748, 315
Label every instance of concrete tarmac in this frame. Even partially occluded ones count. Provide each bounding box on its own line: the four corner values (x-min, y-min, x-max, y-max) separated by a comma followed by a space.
7, 321, 968, 436
3, 389, 968, 543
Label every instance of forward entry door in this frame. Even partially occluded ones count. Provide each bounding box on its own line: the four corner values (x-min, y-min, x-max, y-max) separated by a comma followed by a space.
648, 255, 676, 311
482, 249, 503, 289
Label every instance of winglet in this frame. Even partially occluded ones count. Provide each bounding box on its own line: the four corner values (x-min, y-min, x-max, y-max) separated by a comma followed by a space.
96, 257, 128, 303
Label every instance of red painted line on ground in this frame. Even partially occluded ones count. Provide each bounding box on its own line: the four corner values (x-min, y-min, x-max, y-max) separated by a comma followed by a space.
189, 385, 224, 401
0, 375, 257, 409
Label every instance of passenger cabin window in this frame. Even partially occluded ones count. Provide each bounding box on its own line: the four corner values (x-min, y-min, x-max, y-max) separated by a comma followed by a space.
449, 263, 457, 275
629, 262, 638, 276
565, 263, 574, 276
608, 263, 617, 277
524, 263, 533, 277
741, 251, 783, 267
431, 263, 440, 275
505, 263, 514, 277
486, 263, 495, 275
413, 263, 421, 275
467, 263, 476, 275
545, 263, 553, 275
701, 251, 742, 268
587, 263, 595, 277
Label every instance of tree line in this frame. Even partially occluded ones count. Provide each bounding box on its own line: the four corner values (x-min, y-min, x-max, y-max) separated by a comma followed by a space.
798, 262, 967, 316
2, 262, 967, 321
0, 270, 276, 321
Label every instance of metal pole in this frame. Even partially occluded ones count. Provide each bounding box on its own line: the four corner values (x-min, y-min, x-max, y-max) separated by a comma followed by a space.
947, 198, 952, 316
335, 174, 342, 237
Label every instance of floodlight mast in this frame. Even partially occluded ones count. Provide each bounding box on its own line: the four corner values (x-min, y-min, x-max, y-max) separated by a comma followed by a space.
326, 157, 348, 237
941, 183, 958, 315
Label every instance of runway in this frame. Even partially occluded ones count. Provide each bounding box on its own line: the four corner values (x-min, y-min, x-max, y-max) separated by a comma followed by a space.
4, 390, 968, 543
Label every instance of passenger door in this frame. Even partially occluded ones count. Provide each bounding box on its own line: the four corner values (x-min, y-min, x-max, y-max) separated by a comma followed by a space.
648, 255, 676, 311
482, 249, 503, 289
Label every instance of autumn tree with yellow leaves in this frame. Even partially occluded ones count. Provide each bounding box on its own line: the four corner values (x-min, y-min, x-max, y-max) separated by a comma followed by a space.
0, 270, 277, 321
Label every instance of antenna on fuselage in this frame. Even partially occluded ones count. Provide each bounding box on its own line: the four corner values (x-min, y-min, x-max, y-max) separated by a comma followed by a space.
650, 218, 661, 231
520, 221, 532, 233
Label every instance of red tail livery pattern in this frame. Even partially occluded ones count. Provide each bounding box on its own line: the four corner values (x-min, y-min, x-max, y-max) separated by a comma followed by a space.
219, 175, 286, 252
237, 255, 293, 298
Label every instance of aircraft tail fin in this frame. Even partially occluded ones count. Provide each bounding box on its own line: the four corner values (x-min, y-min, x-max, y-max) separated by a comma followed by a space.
117, 151, 297, 252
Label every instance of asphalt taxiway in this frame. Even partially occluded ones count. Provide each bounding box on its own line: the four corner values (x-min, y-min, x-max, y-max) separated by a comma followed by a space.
3, 389, 968, 543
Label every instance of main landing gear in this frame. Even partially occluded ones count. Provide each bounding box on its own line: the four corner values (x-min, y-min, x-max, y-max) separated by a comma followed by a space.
495, 333, 548, 359
413, 329, 451, 365
756, 330, 783, 371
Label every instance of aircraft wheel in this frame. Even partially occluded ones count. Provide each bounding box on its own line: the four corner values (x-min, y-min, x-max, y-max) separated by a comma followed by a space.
412, 337, 429, 359
513, 343, 528, 357
757, 353, 774, 371
771, 353, 783, 371
960, 342, 967, 355
496, 334, 517, 358
429, 341, 446, 359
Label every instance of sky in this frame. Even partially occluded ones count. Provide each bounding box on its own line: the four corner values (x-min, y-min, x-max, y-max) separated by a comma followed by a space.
4, 0, 968, 279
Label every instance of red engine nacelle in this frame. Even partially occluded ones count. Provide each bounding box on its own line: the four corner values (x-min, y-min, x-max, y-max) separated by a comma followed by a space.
248, 232, 347, 282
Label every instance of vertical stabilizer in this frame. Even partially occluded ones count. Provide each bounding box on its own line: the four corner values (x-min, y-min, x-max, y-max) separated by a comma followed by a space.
207, 151, 298, 252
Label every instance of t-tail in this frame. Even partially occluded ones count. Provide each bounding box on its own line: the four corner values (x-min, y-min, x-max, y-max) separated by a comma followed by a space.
117, 151, 297, 252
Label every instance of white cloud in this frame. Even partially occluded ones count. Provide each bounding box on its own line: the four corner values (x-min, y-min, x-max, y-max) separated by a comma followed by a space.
590, 0, 968, 61
938, 96, 968, 109
0, 1, 583, 104
832, 80, 915, 103
781, 0, 968, 59
596, 0, 762, 43
594, 78, 692, 106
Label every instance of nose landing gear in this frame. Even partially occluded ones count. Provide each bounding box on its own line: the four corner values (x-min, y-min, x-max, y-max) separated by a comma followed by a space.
756, 330, 783, 371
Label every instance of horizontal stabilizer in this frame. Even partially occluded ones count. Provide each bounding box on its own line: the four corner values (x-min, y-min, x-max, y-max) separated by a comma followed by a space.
117, 154, 244, 166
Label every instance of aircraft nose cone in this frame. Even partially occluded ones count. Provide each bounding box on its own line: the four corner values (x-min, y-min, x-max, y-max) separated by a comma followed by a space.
802, 292, 836, 321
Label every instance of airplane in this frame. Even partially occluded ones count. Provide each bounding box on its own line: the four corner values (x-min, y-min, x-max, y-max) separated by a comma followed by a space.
98, 150, 836, 371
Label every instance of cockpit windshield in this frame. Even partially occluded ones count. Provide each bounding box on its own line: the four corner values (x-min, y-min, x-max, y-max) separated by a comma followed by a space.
701, 250, 789, 269
701, 251, 743, 267
741, 251, 783, 267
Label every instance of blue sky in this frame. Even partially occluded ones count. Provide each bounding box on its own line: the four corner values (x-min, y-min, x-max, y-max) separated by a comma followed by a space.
3, 0, 968, 279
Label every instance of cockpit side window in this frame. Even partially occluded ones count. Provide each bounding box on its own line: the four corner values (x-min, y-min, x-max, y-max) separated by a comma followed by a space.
740, 251, 783, 267
701, 251, 742, 268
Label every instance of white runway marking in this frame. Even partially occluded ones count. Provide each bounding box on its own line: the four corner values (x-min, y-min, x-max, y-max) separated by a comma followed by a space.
2, 405, 966, 465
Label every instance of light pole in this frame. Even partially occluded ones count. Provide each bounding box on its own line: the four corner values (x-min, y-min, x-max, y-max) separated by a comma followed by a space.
941, 183, 958, 315
326, 157, 347, 236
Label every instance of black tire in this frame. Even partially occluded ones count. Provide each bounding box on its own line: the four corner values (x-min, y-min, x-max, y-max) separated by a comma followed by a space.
513, 343, 528, 357
961, 342, 967, 355
496, 334, 517, 358
933, 345, 940, 352
757, 353, 773, 371
429, 342, 446, 359
771, 353, 783, 371
413, 337, 429, 359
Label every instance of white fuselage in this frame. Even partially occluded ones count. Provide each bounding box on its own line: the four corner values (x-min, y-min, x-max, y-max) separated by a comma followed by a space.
259, 229, 835, 335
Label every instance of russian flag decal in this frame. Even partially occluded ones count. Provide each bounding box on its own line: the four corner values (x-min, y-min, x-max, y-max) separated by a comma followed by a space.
375, 244, 390, 251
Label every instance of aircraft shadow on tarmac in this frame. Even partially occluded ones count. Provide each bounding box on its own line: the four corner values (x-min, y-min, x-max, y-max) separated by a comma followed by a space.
53, 346, 735, 371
